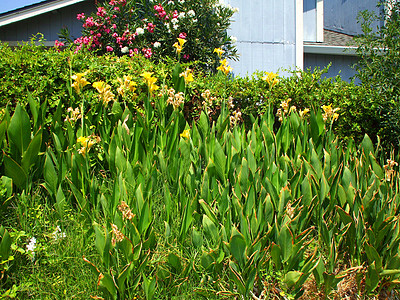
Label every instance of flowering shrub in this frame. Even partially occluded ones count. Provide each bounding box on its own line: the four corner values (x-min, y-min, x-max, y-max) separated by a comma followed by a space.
72, 0, 238, 67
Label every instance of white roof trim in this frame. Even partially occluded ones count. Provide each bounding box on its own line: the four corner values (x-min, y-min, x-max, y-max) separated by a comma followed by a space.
304, 44, 358, 56
0, 0, 86, 27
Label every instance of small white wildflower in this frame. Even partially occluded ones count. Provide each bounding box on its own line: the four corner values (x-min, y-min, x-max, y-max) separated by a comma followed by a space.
154, 41, 161, 48
230, 36, 237, 43
135, 27, 144, 35
178, 0, 184, 3
178, 12, 185, 19
165, 23, 170, 29
187, 10, 195, 17
193, 18, 198, 23
121, 46, 129, 54
173, 24, 179, 30
52, 226, 66, 240
26, 237, 37, 260
171, 18, 179, 25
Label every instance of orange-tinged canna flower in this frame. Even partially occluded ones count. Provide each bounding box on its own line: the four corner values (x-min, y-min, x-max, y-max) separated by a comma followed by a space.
117, 75, 137, 96
321, 104, 340, 122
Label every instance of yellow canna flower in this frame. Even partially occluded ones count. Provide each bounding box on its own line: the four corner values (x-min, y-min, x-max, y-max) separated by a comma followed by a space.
180, 129, 190, 139
299, 108, 310, 119
217, 58, 233, 75
71, 72, 90, 93
117, 75, 137, 96
177, 38, 186, 47
261, 72, 279, 88
173, 38, 186, 54
140, 71, 159, 95
179, 68, 194, 84
77, 136, 89, 147
213, 47, 224, 58
321, 104, 340, 122
92, 81, 115, 105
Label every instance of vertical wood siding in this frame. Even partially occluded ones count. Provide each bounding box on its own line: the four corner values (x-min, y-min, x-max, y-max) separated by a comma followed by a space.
0, 1, 95, 41
324, 0, 380, 35
226, 0, 298, 76
304, 53, 360, 82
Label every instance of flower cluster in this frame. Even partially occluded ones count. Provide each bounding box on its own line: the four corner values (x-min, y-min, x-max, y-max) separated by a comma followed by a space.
71, 72, 90, 94
69, 0, 238, 67
52, 226, 66, 240
64, 107, 82, 124
111, 224, 124, 246
118, 201, 134, 220
217, 58, 233, 75
167, 87, 185, 109
141, 71, 159, 95
321, 104, 340, 123
117, 75, 137, 97
92, 81, 115, 105
179, 68, 194, 84
276, 99, 297, 122
230, 110, 242, 127
173, 38, 186, 54
26, 237, 37, 261
77, 134, 101, 156
384, 159, 398, 182
261, 72, 279, 88
201, 89, 217, 115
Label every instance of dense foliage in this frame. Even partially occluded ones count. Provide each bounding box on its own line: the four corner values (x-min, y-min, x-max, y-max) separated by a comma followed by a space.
0, 38, 400, 298
354, 1, 400, 148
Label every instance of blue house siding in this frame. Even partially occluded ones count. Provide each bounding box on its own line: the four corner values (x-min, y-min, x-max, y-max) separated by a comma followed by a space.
0, 1, 95, 42
304, 53, 359, 82
226, 0, 299, 76
324, 0, 380, 35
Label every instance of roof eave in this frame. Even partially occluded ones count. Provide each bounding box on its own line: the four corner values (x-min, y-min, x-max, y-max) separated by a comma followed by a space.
304, 44, 358, 56
0, 0, 87, 27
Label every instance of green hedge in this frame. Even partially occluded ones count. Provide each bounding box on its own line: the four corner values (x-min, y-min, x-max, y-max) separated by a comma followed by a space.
0, 42, 397, 150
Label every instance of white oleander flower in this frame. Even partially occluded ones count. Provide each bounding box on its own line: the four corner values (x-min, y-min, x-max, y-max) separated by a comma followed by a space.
121, 46, 129, 53
136, 27, 144, 35
154, 42, 161, 48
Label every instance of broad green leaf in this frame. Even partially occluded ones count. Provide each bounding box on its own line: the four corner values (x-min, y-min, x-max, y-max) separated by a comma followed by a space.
7, 104, 31, 155
167, 253, 182, 273
21, 129, 42, 173
43, 152, 58, 195
55, 185, 66, 218
3, 153, 27, 189
284, 271, 302, 288
278, 224, 293, 262
0, 227, 11, 260
202, 214, 219, 244
100, 273, 118, 300
230, 233, 246, 267
213, 140, 226, 183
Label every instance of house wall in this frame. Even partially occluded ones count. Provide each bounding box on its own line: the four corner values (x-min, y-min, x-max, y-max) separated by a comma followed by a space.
225, 0, 299, 77
0, 1, 95, 42
324, 0, 381, 35
304, 53, 359, 82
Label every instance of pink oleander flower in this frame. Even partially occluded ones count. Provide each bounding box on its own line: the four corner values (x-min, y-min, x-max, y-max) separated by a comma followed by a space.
142, 48, 152, 58
97, 7, 106, 17
147, 23, 155, 33
183, 54, 190, 60
77, 13, 85, 20
106, 46, 114, 52
179, 32, 187, 39
54, 40, 65, 52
